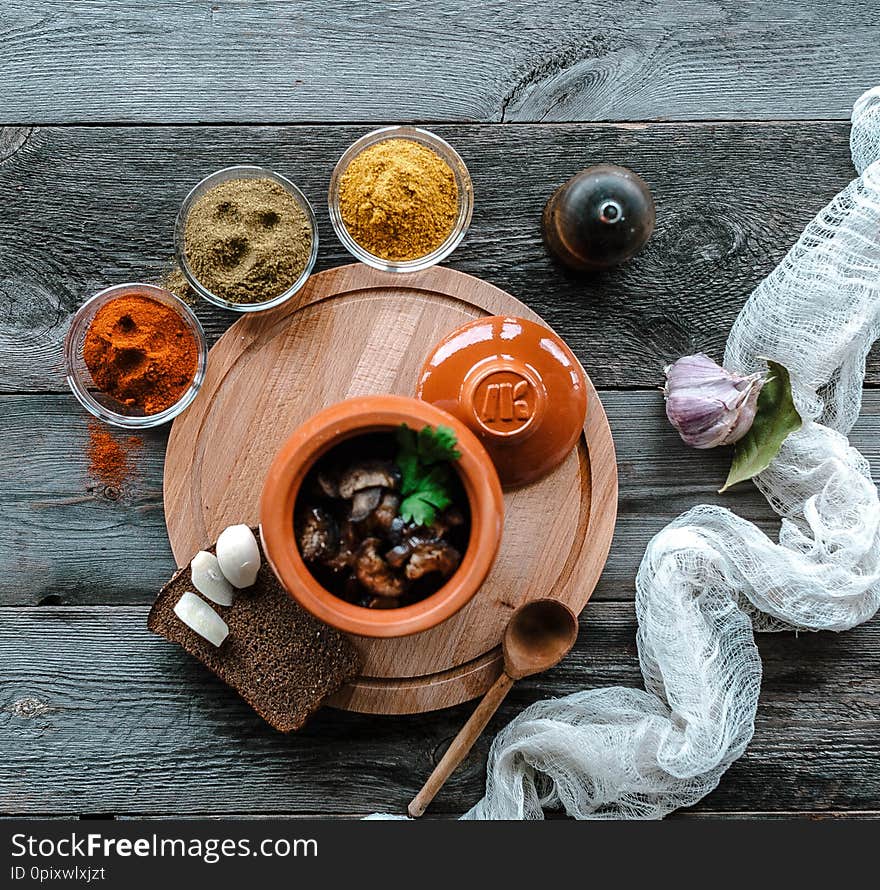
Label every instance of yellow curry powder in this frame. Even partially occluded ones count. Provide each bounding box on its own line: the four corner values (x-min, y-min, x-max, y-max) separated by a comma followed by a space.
338, 139, 458, 261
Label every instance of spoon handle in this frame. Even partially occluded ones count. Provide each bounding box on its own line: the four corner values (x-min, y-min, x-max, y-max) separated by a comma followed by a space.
408, 671, 515, 818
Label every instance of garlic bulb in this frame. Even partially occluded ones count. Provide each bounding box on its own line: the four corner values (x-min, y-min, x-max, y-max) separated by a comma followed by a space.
216, 524, 261, 588
663, 353, 765, 449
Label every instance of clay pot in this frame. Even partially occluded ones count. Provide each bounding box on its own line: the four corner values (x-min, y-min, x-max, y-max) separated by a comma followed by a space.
418, 316, 588, 487
259, 394, 504, 638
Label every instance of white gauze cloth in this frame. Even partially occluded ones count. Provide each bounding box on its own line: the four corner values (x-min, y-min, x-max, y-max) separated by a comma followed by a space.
460, 87, 880, 819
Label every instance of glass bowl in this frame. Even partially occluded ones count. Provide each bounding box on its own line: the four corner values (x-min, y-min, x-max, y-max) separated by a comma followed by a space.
65, 283, 208, 429
328, 126, 474, 273
174, 165, 319, 312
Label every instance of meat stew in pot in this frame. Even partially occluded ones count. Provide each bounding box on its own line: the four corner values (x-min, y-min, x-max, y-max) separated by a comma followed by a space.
294, 430, 470, 609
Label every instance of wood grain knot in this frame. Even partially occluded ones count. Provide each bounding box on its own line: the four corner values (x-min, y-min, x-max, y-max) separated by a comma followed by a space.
651, 204, 746, 266
38, 595, 63, 607
0, 127, 33, 164
499, 34, 623, 121
431, 731, 487, 773
9, 697, 51, 718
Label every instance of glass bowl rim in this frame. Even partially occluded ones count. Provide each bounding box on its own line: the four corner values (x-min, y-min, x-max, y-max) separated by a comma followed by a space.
327, 125, 474, 273
64, 282, 208, 429
173, 164, 319, 313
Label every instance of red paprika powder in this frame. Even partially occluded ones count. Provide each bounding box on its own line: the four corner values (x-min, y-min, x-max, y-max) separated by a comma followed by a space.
87, 422, 140, 488
83, 292, 199, 415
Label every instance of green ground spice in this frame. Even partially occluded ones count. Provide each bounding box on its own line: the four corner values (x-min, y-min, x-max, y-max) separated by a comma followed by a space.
183, 177, 313, 304
159, 264, 198, 307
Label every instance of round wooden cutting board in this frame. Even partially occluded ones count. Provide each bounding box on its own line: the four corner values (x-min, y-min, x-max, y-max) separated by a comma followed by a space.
164, 264, 617, 714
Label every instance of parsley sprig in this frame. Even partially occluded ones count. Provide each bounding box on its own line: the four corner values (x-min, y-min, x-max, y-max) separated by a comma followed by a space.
395, 424, 462, 526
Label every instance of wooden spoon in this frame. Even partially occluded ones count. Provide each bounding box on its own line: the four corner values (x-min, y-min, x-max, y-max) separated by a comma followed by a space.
407, 599, 579, 818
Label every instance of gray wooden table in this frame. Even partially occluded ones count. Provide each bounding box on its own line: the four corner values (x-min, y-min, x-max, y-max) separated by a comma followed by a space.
2, 2, 879, 820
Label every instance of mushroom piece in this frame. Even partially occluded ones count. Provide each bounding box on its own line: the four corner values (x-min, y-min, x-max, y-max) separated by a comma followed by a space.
386, 514, 407, 546
297, 507, 338, 562
385, 542, 411, 569
405, 541, 462, 581
407, 507, 465, 539
337, 460, 399, 499
368, 491, 401, 533
433, 507, 465, 536
350, 486, 382, 522
322, 520, 358, 573
385, 533, 434, 569
316, 470, 340, 499
324, 547, 356, 574
355, 538, 407, 599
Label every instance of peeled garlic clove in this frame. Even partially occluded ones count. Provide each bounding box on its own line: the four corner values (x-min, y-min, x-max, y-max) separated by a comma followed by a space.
173, 591, 229, 647
190, 550, 235, 607
216, 524, 261, 588
663, 353, 765, 449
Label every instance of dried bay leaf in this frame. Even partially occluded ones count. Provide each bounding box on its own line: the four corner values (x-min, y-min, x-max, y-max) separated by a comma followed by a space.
720, 360, 802, 493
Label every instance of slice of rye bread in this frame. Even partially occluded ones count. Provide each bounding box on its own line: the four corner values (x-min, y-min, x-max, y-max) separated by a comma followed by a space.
148, 534, 361, 732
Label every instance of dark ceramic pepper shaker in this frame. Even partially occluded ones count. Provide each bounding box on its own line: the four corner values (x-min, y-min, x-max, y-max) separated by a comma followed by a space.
542, 164, 655, 271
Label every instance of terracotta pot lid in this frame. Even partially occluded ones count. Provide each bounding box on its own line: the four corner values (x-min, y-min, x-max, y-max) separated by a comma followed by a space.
417, 316, 587, 487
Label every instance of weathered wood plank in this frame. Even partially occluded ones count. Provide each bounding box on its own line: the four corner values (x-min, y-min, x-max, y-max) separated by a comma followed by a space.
0, 122, 871, 392
10, 809, 880, 820
2, 2, 877, 123
1, 390, 877, 607
1, 603, 876, 816
116, 811, 880, 821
